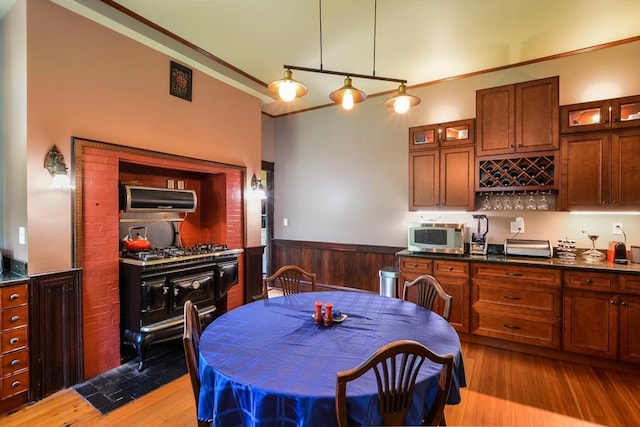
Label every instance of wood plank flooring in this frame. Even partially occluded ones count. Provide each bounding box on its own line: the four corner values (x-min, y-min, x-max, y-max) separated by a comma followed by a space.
1, 342, 639, 426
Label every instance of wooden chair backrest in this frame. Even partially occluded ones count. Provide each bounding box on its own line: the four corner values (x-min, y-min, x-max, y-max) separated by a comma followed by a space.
336, 339, 454, 427
262, 265, 317, 298
402, 274, 453, 321
183, 300, 210, 427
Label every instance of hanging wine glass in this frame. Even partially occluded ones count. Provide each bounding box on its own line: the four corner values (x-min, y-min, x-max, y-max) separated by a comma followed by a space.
526, 193, 537, 210
503, 193, 513, 210
480, 194, 491, 210
493, 194, 502, 210
515, 194, 524, 210
537, 192, 549, 210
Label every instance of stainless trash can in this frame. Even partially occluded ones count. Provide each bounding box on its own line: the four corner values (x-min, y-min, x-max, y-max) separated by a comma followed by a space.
379, 266, 399, 298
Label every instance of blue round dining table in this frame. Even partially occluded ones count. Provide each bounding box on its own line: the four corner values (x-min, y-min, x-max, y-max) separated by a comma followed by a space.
198, 291, 466, 426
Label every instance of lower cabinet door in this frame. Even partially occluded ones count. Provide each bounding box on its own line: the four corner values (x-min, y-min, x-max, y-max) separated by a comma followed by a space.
619, 294, 640, 364
563, 290, 617, 359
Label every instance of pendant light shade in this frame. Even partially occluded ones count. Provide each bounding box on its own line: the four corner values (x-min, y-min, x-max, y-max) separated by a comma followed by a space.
385, 83, 421, 114
268, 69, 308, 102
329, 77, 367, 110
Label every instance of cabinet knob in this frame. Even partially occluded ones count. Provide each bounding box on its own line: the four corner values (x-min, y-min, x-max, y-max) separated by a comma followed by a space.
612, 200, 619, 205
10, 293, 20, 300
10, 359, 20, 367
448, 266, 453, 271
412, 263, 418, 268
610, 300, 618, 305
585, 278, 592, 284
10, 315, 20, 322
10, 337, 19, 345
621, 301, 628, 306
11, 381, 21, 389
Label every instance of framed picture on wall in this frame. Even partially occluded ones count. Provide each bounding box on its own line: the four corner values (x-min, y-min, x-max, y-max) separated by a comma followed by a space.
170, 60, 192, 101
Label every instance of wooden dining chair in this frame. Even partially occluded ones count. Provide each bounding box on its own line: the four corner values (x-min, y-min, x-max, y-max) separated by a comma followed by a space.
262, 265, 317, 298
402, 274, 453, 322
336, 339, 454, 427
183, 300, 210, 427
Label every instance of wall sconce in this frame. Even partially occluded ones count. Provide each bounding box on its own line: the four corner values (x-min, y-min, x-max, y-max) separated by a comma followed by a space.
44, 144, 71, 189
251, 174, 266, 200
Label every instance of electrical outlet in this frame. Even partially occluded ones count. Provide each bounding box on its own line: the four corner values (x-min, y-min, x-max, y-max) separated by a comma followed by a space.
612, 223, 623, 235
510, 217, 525, 233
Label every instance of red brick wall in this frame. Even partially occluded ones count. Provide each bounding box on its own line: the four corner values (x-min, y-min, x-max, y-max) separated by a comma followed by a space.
80, 143, 244, 378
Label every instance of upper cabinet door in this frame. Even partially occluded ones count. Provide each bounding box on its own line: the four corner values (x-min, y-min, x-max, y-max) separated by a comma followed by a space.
515, 77, 559, 153
476, 84, 514, 156
611, 95, 640, 130
476, 76, 559, 156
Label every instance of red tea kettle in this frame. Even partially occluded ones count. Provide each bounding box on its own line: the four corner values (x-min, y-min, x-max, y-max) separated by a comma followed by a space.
122, 226, 151, 252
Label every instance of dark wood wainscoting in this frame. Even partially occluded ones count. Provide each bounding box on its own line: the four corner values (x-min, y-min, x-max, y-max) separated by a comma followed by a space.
29, 268, 83, 401
271, 240, 403, 292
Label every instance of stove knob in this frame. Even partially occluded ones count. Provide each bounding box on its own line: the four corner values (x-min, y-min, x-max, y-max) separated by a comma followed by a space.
192, 280, 201, 289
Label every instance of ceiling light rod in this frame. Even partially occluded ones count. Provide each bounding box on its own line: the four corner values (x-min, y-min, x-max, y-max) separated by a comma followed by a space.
282, 65, 406, 84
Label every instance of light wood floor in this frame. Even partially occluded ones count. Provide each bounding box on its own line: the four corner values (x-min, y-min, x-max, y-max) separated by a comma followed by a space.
1, 341, 639, 426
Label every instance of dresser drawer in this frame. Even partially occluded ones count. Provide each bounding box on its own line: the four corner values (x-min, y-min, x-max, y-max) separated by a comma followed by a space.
1, 306, 28, 331
433, 260, 469, 277
1, 369, 29, 398
0, 284, 28, 309
473, 282, 561, 317
472, 263, 561, 287
399, 257, 432, 273
564, 271, 618, 292
620, 274, 640, 295
1, 348, 29, 376
1, 327, 27, 353
472, 310, 561, 348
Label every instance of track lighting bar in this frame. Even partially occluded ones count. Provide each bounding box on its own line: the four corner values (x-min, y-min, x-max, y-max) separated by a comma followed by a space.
283, 65, 407, 84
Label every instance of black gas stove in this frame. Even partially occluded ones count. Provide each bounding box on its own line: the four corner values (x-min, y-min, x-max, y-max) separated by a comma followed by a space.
119, 243, 243, 370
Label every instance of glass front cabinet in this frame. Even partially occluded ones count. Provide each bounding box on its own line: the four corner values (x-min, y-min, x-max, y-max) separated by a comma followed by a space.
560, 95, 640, 134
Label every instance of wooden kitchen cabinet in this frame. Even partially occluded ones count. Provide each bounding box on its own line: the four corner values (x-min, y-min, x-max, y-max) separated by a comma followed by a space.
563, 270, 640, 364
476, 76, 559, 156
409, 119, 474, 151
0, 282, 29, 414
432, 260, 470, 332
560, 94, 640, 134
409, 145, 474, 210
471, 263, 562, 348
29, 269, 83, 400
398, 257, 470, 333
560, 127, 640, 210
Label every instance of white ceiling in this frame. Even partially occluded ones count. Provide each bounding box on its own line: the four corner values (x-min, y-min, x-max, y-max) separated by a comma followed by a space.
26, 1, 640, 116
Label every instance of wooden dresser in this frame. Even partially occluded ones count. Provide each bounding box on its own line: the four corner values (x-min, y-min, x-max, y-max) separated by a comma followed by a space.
0, 282, 29, 413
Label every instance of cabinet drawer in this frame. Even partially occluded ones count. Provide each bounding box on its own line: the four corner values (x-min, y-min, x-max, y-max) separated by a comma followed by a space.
620, 274, 640, 295
1, 327, 27, 353
472, 263, 561, 287
1, 369, 28, 398
1, 348, 29, 376
433, 260, 469, 277
399, 257, 432, 273
472, 310, 561, 348
473, 281, 561, 317
0, 284, 27, 309
1, 306, 28, 331
564, 271, 618, 292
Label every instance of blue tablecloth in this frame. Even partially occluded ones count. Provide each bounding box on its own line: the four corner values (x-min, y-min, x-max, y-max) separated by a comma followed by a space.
198, 291, 466, 426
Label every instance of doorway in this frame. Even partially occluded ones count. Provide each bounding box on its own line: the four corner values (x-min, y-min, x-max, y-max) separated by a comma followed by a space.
261, 161, 274, 277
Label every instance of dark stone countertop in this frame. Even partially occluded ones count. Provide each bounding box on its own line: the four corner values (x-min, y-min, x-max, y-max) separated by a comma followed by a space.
0, 271, 29, 286
395, 249, 640, 274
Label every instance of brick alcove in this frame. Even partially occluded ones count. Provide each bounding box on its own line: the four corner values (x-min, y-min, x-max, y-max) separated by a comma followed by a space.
72, 138, 245, 379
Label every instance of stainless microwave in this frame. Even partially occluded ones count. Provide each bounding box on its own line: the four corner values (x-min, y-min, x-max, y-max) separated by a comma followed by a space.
408, 223, 465, 254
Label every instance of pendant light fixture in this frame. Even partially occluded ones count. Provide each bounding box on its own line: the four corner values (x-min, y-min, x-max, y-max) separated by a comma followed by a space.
329, 77, 367, 110
268, 0, 420, 113
385, 83, 421, 114
267, 69, 307, 102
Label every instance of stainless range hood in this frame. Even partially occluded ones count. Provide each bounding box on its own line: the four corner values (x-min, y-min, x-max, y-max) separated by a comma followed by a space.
120, 185, 197, 213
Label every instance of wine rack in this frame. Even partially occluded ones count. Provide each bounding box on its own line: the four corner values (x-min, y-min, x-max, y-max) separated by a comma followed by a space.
477, 154, 557, 191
